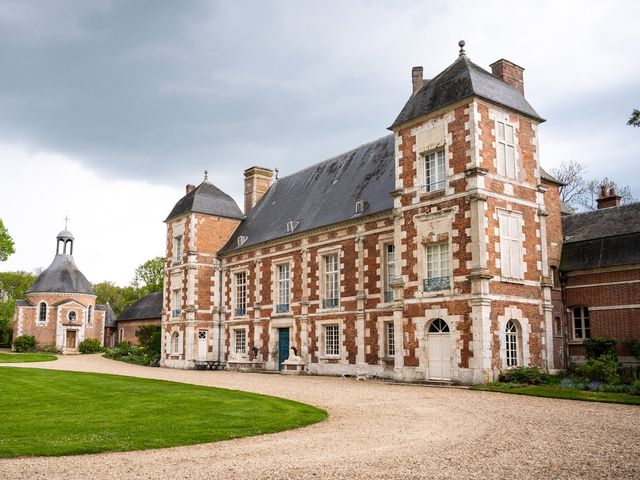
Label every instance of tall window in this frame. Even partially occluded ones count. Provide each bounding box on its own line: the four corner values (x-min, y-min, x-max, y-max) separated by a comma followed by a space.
324, 324, 340, 356
573, 307, 590, 340
276, 263, 290, 313
38, 302, 47, 323
384, 244, 395, 302
172, 289, 181, 318
498, 211, 523, 279
323, 254, 339, 308
87, 305, 92, 325
174, 235, 183, 262
496, 120, 516, 178
235, 272, 247, 316
234, 329, 247, 355
424, 149, 446, 191
424, 243, 450, 291
171, 331, 179, 353
385, 322, 395, 357
505, 320, 519, 367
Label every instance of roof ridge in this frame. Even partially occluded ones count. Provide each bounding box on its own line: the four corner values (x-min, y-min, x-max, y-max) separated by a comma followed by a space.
566, 201, 640, 217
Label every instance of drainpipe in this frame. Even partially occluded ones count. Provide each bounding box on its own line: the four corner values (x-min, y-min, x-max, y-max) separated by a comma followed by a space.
217, 259, 223, 362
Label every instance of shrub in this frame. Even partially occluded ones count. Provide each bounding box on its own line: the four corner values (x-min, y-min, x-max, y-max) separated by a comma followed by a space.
13, 335, 36, 352
79, 338, 104, 354
149, 331, 161, 355
630, 380, 640, 396
135, 324, 161, 354
628, 340, 640, 361
584, 337, 617, 360
38, 345, 61, 354
498, 366, 548, 385
575, 354, 620, 384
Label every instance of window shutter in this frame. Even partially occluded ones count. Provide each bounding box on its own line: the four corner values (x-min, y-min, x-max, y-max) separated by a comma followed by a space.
509, 215, 522, 278
165, 332, 171, 353
499, 213, 511, 276
178, 332, 184, 355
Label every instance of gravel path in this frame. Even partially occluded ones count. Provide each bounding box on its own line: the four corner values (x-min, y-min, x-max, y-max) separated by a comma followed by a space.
1, 355, 638, 479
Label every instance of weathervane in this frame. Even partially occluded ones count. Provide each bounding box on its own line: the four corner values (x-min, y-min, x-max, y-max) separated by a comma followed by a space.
275, 168, 279, 181
63, 215, 70, 230
204, 169, 209, 181
458, 39, 466, 56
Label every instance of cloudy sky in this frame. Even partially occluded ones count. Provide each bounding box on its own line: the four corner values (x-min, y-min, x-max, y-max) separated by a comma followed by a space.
1, 0, 639, 285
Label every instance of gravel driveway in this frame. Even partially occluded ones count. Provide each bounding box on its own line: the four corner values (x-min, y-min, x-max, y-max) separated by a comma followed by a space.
1, 355, 638, 479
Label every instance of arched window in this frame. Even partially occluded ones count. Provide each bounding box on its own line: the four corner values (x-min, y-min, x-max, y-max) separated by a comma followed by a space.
87, 305, 93, 325
428, 318, 450, 333
38, 302, 47, 323
172, 332, 180, 353
505, 320, 520, 367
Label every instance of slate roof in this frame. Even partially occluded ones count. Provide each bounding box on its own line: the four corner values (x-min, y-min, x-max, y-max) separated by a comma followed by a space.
221, 135, 395, 253
390, 54, 543, 129
15, 299, 32, 307
118, 292, 163, 322
165, 180, 244, 222
97, 303, 117, 327
560, 202, 640, 271
27, 254, 95, 295
540, 167, 563, 186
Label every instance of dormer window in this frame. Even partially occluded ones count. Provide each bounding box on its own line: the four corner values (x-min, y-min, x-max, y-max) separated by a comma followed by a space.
355, 200, 367, 214
237, 235, 248, 246
424, 149, 446, 192
286, 220, 299, 233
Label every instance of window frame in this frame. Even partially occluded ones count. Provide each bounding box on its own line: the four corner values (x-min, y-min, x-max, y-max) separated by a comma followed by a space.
87, 305, 92, 325
234, 271, 248, 317
324, 323, 340, 357
424, 149, 446, 192
321, 253, 340, 309
424, 242, 450, 292
495, 119, 517, 179
383, 243, 396, 303
385, 321, 395, 358
505, 319, 519, 368
171, 331, 179, 353
572, 307, 590, 340
275, 262, 291, 313
38, 301, 47, 323
171, 289, 181, 318
498, 210, 524, 280
234, 328, 247, 356
173, 234, 183, 262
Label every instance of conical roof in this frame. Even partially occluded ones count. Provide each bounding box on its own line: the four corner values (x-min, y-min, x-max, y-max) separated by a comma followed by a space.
390, 54, 543, 129
165, 179, 244, 222
28, 254, 94, 295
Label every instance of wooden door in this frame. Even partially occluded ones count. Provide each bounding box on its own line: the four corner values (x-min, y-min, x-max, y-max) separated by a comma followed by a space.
66, 330, 77, 350
278, 328, 289, 371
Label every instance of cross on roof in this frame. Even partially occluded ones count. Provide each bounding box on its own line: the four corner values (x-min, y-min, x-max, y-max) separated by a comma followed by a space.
63, 215, 70, 230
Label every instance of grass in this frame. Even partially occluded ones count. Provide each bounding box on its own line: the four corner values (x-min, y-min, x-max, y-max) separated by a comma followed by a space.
0, 352, 57, 363
474, 384, 640, 405
0, 367, 327, 457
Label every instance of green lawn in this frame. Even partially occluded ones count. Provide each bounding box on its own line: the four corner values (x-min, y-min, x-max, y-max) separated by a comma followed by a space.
0, 367, 327, 457
0, 352, 57, 363
474, 384, 640, 405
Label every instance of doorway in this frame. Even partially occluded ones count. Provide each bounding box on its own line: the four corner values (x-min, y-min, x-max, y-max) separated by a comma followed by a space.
198, 330, 207, 361
277, 328, 290, 371
65, 330, 77, 350
427, 319, 451, 380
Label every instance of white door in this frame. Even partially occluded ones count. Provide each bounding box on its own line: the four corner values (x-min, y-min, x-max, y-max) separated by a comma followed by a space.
198, 330, 207, 361
427, 319, 451, 380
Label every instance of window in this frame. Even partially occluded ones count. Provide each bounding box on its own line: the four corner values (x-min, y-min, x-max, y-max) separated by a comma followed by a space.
424, 243, 450, 291
174, 235, 183, 262
324, 324, 340, 356
355, 200, 367, 214
286, 220, 299, 233
384, 244, 395, 302
87, 305, 92, 325
428, 318, 450, 333
496, 120, 516, 178
424, 149, 446, 192
505, 319, 519, 367
38, 302, 47, 323
276, 263, 290, 313
237, 235, 248, 246
322, 254, 339, 308
385, 322, 395, 357
234, 329, 247, 355
554, 316, 562, 336
498, 211, 523, 279
172, 289, 181, 318
68, 310, 77, 323
119, 328, 124, 343
171, 332, 179, 353
573, 307, 590, 340
235, 272, 247, 316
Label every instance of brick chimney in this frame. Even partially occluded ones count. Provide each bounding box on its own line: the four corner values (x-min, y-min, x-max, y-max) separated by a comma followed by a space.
186, 184, 196, 194
490, 59, 525, 95
244, 166, 273, 214
412, 66, 424, 96
596, 185, 622, 209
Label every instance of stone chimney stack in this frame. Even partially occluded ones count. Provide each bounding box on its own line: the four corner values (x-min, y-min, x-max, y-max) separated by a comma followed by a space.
490, 59, 525, 95
244, 166, 274, 214
412, 66, 424, 96
186, 184, 196, 195
596, 185, 622, 209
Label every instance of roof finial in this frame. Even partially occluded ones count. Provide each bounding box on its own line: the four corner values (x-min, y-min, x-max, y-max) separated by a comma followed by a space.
275, 168, 279, 181
63, 214, 70, 230
204, 170, 208, 181
458, 39, 466, 57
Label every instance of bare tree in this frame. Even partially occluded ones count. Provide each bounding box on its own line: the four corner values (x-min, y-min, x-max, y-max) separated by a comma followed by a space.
550, 160, 588, 206
575, 177, 635, 211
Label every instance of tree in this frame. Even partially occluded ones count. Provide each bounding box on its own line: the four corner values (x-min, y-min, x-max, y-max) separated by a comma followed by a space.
575, 177, 635, 211
0, 271, 36, 344
628, 109, 640, 127
131, 256, 164, 294
0, 219, 15, 262
92, 281, 141, 317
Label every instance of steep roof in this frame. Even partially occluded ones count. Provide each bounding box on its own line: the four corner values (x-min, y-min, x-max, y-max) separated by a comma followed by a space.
390, 54, 543, 129
97, 303, 117, 327
165, 180, 244, 222
221, 135, 395, 253
560, 203, 640, 271
118, 292, 163, 322
27, 254, 95, 295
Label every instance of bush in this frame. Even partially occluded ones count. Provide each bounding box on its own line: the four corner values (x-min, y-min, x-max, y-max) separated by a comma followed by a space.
575, 354, 621, 384
628, 340, 640, 360
103, 341, 157, 366
135, 324, 161, 354
584, 337, 617, 360
498, 366, 548, 385
149, 331, 161, 355
630, 380, 640, 396
38, 345, 61, 354
79, 338, 104, 354
13, 335, 36, 352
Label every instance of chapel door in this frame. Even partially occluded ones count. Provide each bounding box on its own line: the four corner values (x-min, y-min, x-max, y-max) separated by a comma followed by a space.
427, 319, 451, 381
278, 328, 290, 371
198, 330, 207, 361
66, 330, 77, 350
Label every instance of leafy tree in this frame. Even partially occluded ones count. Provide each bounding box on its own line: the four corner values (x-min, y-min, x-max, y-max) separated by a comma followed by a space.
132, 256, 164, 294
92, 281, 141, 317
0, 271, 37, 329
0, 219, 15, 262
628, 109, 640, 127
576, 177, 635, 211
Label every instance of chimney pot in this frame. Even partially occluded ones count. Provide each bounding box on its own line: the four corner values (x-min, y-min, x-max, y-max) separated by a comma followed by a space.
599, 185, 607, 198
412, 66, 424, 96
596, 184, 622, 209
186, 184, 196, 194
490, 59, 525, 95
244, 166, 274, 214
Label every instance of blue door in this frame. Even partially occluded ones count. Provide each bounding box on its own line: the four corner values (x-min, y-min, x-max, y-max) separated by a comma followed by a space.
278, 328, 290, 371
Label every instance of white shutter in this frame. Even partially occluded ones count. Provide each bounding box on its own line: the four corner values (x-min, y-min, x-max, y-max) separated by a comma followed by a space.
499, 213, 511, 277
165, 332, 171, 354
509, 215, 521, 278
178, 332, 184, 355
